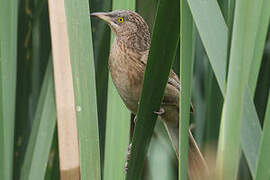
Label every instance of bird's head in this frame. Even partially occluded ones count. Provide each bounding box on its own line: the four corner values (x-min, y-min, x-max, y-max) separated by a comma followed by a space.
91, 10, 150, 40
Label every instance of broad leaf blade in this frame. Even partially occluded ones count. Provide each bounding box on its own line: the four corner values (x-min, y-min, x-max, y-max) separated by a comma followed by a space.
179, 0, 194, 179
0, 0, 18, 179
187, 0, 227, 95
187, 0, 267, 177
255, 91, 270, 180
64, 1, 101, 179
90, 0, 112, 170
20, 57, 56, 180
248, 0, 270, 95
126, 0, 180, 178
216, 0, 258, 178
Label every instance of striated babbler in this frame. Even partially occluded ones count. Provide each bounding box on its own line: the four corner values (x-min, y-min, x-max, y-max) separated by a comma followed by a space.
91, 10, 208, 179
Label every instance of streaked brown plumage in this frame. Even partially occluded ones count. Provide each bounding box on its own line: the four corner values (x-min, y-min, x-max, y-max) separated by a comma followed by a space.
91, 10, 208, 179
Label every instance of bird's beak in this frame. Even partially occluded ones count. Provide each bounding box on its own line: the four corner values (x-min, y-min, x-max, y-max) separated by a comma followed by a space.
90, 12, 112, 24
91, 12, 119, 31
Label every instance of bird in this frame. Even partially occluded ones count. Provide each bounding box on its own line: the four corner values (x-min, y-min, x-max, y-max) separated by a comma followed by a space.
91, 10, 208, 179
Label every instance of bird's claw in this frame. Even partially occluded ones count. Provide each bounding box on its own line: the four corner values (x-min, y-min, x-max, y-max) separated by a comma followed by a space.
154, 108, 165, 115
124, 143, 132, 173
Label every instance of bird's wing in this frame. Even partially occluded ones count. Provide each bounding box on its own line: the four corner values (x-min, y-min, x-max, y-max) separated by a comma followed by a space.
168, 71, 181, 91
162, 70, 180, 107
164, 71, 194, 112
141, 51, 190, 109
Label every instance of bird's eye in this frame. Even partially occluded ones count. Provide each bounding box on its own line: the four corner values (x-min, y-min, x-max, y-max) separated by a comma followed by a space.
118, 17, 124, 23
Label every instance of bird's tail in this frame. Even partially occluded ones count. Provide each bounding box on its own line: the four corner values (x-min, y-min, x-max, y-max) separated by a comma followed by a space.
162, 111, 208, 180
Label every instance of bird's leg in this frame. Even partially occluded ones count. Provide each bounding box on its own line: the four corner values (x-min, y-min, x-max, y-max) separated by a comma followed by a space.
125, 109, 163, 173
124, 143, 132, 173
125, 114, 136, 173
154, 107, 165, 115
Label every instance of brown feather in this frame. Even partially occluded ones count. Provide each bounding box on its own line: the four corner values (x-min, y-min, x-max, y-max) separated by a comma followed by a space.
94, 10, 207, 179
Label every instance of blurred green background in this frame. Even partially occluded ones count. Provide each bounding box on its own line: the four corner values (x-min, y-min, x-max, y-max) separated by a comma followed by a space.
0, 0, 269, 179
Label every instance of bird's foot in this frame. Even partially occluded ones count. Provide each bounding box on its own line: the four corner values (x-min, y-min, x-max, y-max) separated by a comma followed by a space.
124, 143, 132, 173
154, 108, 165, 115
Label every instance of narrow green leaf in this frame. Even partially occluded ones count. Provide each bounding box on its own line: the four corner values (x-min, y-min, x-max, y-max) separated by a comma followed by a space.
222, 0, 269, 177
235, 2, 270, 177
103, 1, 135, 180
254, 53, 270, 121
20, 57, 56, 180
248, 0, 270, 95
255, 91, 270, 180
219, 0, 235, 30
136, 0, 158, 31
179, 0, 194, 179
112, 0, 135, 10
187, 0, 227, 95
241, 88, 262, 177
192, 39, 209, 144
0, 0, 18, 179
90, 0, 112, 170
219, 0, 235, 74
241, 0, 269, 95
216, 0, 254, 179
126, 0, 180, 178
31, 1, 51, 115
45, 132, 60, 180
204, 65, 223, 143
187, 0, 266, 177
147, 133, 176, 180
64, 1, 101, 179
234, 4, 270, 154
13, 1, 35, 178
104, 77, 131, 180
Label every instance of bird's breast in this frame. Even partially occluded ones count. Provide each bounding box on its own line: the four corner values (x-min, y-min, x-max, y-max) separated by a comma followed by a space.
109, 40, 145, 113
